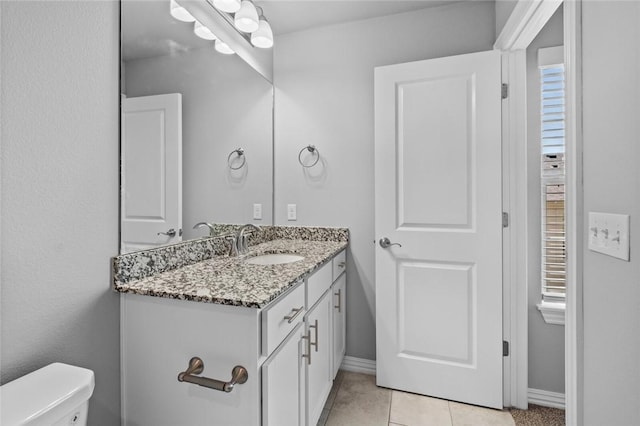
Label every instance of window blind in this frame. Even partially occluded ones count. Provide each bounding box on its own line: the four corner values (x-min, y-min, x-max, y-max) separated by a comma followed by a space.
541, 66, 565, 155
541, 65, 566, 297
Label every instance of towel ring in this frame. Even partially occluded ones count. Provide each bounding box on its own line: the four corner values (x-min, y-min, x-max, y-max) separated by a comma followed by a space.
227, 148, 246, 170
298, 145, 320, 168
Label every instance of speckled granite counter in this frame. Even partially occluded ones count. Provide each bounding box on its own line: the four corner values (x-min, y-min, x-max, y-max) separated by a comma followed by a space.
113, 226, 348, 308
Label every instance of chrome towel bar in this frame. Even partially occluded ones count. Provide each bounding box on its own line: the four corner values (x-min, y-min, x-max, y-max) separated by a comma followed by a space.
177, 357, 248, 393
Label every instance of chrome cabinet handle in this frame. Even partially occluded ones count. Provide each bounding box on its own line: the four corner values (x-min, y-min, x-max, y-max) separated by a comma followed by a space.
309, 319, 319, 352
283, 306, 304, 324
338, 261, 346, 268
334, 289, 342, 313
379, 237, 402, 248
302, 330, 312, 365
158, 228, 177, 237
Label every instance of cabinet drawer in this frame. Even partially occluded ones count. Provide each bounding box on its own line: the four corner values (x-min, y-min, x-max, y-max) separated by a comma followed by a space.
262, 283, 305, 356
306, 262, 332, 309
332, 250, 346, 282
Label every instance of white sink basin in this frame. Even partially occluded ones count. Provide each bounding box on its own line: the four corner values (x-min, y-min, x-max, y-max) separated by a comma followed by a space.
245, 253, 305, 265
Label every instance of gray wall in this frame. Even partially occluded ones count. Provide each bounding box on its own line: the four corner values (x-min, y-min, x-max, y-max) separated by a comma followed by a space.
495, 0, 518, 39
525, 7, 565, 394
0, 2, 121, 424
124, 49, 273, 239
273, 1, 496, 360
582, 1, 640, 423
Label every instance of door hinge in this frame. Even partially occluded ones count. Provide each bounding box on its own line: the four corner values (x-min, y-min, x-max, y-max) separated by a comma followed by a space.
501, 83, 508, 99
503, 341, 509, 357
502, 212, 509, 228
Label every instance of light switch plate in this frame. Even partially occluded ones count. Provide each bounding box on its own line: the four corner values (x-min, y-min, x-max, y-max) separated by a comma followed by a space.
253, 203, 262, 220
588, 212, 630, 261
287, 204, 297, 221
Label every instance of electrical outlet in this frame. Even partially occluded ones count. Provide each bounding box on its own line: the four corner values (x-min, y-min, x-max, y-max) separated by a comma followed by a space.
253, 204, 262, 220
287, 204, 297, 221
588, 212, 630, 261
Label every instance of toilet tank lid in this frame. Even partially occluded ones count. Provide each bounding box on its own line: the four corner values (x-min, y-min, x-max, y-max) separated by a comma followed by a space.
0, 363, 95, 425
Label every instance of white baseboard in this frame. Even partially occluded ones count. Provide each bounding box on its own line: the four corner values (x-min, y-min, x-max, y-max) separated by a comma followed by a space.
528, 388, 566, 409
340, 356, 376, 375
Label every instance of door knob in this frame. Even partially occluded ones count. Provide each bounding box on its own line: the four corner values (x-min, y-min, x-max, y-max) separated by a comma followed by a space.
158, 228, 177, 237
379, 237, 402, 248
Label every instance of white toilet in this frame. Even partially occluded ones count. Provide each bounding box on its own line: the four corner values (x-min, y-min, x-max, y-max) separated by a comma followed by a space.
0, 362, 95, 426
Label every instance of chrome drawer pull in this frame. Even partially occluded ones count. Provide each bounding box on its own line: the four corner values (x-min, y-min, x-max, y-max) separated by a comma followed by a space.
302, 330, 312, 365
334, 289, 342, 313
283, 306, 304, 324
177, 357, 248, 393
309, 319, 319, 352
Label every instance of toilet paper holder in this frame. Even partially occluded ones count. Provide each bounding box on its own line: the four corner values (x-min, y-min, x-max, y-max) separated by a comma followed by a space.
177, 357, 248, 393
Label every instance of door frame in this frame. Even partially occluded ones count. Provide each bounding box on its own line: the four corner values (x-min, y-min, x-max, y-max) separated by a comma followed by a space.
495, 0, 582, 423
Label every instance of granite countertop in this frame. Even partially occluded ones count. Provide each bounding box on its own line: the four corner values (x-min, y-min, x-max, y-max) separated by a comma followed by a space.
115, 239, 347, 308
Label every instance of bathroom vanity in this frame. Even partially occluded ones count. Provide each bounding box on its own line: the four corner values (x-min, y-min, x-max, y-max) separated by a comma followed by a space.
117, 3, 347, 424
115, 227, 347, 426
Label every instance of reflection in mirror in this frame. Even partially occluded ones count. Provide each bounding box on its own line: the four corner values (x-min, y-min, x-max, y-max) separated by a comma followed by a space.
120, 0, 273, 254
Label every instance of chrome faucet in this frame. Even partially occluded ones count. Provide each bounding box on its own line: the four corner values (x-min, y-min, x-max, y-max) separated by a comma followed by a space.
193, 222, 216, 237
223, 234, 240, 257
236, 224, 261, 254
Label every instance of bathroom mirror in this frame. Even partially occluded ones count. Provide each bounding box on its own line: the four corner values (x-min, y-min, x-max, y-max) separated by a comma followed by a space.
119, 0, 273, 253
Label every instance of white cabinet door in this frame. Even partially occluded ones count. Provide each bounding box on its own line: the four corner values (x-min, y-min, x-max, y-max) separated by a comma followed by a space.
305, 291, 332, 426
331, 273, 346, 378
262, 324, 304, 426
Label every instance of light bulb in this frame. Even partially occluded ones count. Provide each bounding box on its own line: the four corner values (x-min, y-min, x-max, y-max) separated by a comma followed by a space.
234, 0, 259, 33
212, 0, 241, 13
194, 21, 216, 40
251, 16, 273, 48
215, 39, 235, 55
169, 0, 195, 22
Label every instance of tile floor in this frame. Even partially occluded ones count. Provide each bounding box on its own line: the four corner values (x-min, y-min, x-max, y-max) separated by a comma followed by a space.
318, 371, 515, 426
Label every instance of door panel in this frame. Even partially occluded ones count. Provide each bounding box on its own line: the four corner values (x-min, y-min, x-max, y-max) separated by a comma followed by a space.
398, 75, 473, 228
124, 110, 165, 218
398, 261, 475, 365
375, 50, 503, 409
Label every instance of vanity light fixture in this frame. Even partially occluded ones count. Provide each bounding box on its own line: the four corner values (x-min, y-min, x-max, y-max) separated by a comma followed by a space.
194, 20, 217, 40
214, 39, 235, 55
250, 7, 273, 49
169, 0, 195, 22
234, 0, 259, 33
171, 0, 273, 53
212, 0, 242, 14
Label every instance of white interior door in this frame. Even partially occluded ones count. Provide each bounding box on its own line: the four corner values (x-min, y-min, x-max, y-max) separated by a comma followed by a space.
374, 50, 503, 409
121, 94, 182, 253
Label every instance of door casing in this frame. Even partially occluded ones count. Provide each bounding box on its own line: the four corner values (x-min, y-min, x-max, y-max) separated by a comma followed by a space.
495, 1, 582, 423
